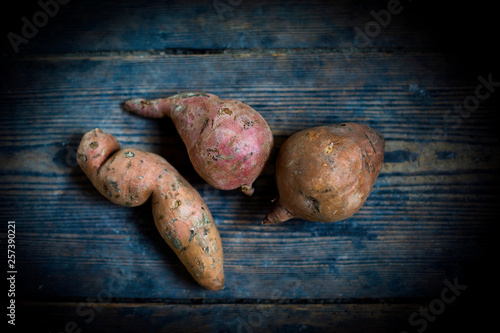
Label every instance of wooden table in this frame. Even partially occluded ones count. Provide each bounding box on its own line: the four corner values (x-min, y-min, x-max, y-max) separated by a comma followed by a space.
2, 0, 498, 332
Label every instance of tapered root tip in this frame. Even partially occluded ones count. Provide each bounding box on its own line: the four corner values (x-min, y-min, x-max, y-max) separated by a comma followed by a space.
123, 98, 145, 112
240, 184, 255, 196
204, 277, 225, 291
123, 98, 164, 118
262, 202, 294, 225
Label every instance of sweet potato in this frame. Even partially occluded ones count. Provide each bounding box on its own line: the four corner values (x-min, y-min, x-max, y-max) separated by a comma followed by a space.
124, 92, 273, 195
77, 128, 224, 290
262, 123, 385, 224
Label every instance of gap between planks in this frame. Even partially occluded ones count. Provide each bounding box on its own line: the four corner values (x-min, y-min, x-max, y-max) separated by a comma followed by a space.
1, 46, 444, 61
21, 296, 426, 305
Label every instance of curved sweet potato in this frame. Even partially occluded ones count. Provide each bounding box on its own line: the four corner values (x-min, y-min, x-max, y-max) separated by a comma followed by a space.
124, 92, 273, 195
77, 128, 224, 290
262, 123, 385, 224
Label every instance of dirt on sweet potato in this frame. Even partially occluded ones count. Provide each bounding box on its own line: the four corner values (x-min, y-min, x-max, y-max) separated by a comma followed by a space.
77, 128, 224, 290
124, 92, 274, 195
262, 123, 385, 224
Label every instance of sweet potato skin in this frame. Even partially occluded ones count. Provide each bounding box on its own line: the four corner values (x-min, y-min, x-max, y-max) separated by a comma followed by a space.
124, 92, 274, 195
263, 123, 385, 224
77, 128, 224, 290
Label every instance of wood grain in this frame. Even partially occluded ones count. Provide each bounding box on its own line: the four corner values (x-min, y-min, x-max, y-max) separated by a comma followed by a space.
1, 52, 497, 302
1, 1, 498, 331
3, 0, 486, 55
20, 300, 494, 333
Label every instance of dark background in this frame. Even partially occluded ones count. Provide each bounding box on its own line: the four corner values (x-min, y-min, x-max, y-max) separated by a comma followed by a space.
1, 0, 499, 332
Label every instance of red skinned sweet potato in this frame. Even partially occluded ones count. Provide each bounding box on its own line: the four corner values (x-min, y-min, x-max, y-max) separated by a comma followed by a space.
124, 92, 273, 195
77, 128, 224, 290
262, 123, 385, 224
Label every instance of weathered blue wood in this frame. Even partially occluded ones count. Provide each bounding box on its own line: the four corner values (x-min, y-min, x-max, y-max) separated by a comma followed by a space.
1, 51, 497, 302
1, 0, 498, 332
4, 0, 495, 55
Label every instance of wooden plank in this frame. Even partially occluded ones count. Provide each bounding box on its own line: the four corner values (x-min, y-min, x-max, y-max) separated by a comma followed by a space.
20, 302, 407, 332
2, 0, 496, 55
2, 1, 498, 331
1, 52, 498, 302
18, 300, 492, 333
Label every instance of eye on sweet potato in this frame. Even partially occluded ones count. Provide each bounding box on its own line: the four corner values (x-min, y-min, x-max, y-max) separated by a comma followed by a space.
124, 92, 273, 196
77, 128, 224, 290
262, 123, 385, 225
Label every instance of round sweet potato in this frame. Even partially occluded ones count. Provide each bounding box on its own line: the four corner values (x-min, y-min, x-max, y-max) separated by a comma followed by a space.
262, 123, 385, 224
124, 92, 274, 196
